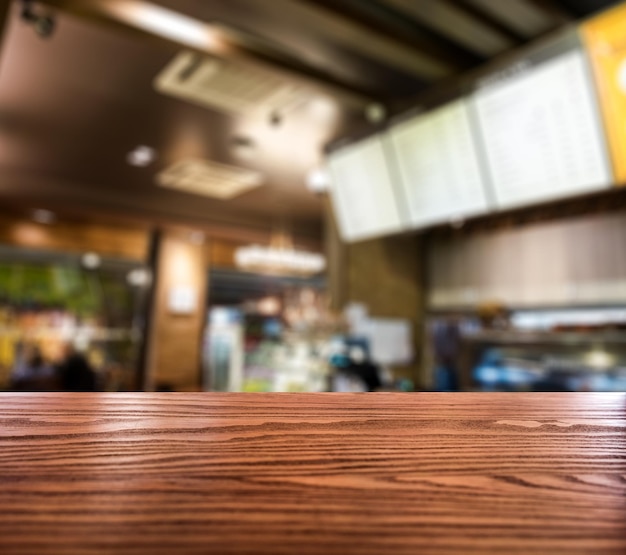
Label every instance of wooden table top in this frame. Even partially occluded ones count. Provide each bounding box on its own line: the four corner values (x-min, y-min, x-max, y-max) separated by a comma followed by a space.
0, 393, 625, 555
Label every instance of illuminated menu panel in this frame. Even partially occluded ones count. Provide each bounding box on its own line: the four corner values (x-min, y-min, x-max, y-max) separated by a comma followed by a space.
582, 3, 626, 184
328, 136, 405, 242
472, 47, 611, 210
387, 99, 490, 228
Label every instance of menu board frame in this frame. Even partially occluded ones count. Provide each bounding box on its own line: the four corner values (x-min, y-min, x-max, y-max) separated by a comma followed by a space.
468, 30, 612, 211
327, 134, 407, 243
386, 97, 492, 229
326, 26, 617, 243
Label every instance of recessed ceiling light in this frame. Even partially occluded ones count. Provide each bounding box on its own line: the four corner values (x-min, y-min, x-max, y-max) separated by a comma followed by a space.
365, 103, 387, 124
32, 209, 56, 225
269, 111, 283, 127
105, 2, 224, 52
127, 145, 156, 167
232, 136, 256, 160
306, 167, 331, 194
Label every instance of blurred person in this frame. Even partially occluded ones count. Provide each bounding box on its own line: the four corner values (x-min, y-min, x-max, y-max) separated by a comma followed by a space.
57, 345, 99, 392
346, 345, 382, 392
10, 344, 58, 391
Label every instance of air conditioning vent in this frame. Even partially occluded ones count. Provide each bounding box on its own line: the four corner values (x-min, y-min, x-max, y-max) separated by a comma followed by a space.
154, 50, 309, 117
157, 159, 263, 200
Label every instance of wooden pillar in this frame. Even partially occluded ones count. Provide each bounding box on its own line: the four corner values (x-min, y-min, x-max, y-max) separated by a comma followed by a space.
0, 0, 11, 62
135, 228, 162, 391
324, 197, 347, 311
144, 230, 209, 391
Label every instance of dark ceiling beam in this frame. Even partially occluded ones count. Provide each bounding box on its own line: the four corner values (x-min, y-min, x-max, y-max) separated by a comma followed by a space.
445, 0, 528, 43
296, 0, 484, 70
524, 0, 574, 25
0, 0, 12, 67
376, 0, 512, 57
275, 0, 453, 80
36, 0, 382, 107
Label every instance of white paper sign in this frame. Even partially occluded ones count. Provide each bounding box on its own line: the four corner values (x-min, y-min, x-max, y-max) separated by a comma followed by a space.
168, 286, 197, 315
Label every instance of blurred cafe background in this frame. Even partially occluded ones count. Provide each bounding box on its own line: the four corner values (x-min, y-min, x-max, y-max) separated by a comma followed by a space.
1, 0, 626, 393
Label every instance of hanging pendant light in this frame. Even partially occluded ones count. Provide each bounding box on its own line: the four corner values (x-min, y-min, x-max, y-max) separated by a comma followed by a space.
234, 229, 325, 276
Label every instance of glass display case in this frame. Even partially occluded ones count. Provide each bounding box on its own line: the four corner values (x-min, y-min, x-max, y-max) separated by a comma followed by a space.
427, 307, 626, 392
0, 245, 148, 391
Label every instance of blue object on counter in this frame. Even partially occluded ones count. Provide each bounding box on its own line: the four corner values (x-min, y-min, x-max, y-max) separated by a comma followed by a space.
330, 353, 350, 369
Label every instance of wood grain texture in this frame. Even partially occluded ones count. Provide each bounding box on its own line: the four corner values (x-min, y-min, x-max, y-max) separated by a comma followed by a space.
0, 393, 625, 555
146, 234, 207, 392
0, 213, 148, 262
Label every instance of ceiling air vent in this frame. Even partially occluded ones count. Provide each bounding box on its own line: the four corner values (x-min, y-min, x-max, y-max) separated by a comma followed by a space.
157, 159, 263, 200
154, 50, 309, 117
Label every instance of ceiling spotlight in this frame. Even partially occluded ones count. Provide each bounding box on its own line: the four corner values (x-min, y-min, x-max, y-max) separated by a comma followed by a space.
32, 209, 56, 225
232, 136, 254, 148
21, 1, 56, 39
306, 167, 331, 194
232, 135, 256, 160
365, 103, 387, 124
269, 111, 283, 127
127, 145, 156, 167
81, 252, 101, 270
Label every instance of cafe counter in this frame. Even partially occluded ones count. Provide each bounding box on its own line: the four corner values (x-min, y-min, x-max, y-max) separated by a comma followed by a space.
0, 393, 624, 554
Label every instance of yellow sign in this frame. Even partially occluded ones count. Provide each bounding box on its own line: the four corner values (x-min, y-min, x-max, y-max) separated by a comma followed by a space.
582, 3, 626, 184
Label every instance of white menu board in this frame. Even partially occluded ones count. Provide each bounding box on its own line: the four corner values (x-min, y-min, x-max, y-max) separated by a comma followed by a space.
328, 135, 405, 242
473, 49, 611, 210
387, 99, 490, 228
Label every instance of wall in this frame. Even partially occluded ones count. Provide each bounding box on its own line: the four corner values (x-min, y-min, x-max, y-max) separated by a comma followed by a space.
427, 211, 626, 309
326, 207, 425, 386
347, 236, 424, 385
347, 236, 422, 318
0, 214, 148, 261
146, 232, 209, 391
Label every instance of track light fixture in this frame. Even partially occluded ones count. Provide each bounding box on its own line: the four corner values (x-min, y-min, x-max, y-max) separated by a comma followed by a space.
21, 1, 56, 39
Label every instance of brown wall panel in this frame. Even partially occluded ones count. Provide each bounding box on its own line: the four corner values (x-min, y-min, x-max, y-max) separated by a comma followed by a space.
0, 214, 148, 261
347, 235, 424, 385
147, 232, 208, 391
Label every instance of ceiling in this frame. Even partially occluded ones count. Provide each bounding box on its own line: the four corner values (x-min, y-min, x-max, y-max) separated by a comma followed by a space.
0, 0, 620, 244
